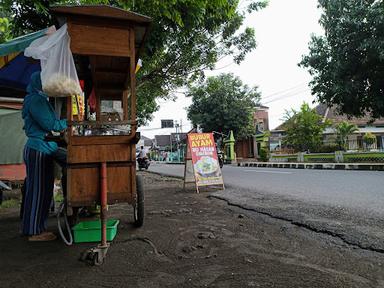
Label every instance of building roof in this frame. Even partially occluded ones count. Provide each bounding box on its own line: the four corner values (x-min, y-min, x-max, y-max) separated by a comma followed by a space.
140, 135, 153, 147
171, 132, 187, 143
273, 103, 384, 131
324, 126, 384, 135
154, 135, 171, 147
316, 103, 384, 126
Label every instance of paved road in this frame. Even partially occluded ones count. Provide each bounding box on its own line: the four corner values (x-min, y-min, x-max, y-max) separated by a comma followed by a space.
150, 163, 384, 214
149, 163, 384, 251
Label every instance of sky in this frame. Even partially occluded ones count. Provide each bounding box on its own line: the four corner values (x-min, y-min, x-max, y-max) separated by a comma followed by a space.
138, 0, 324, 139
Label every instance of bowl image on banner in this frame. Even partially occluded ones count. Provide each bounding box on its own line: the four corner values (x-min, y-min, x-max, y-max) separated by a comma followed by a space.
194, 156, 219, 177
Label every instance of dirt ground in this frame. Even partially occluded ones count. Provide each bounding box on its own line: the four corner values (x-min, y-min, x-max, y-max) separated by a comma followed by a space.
1, 172, 384, 288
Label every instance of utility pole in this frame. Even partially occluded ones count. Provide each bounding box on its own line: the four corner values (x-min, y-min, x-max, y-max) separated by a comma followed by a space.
174, 120, 180, 162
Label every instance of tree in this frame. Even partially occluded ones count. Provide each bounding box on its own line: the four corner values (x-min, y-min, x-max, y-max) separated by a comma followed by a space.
363, 132, 376, 151
0, 2, 12, 43
0, 17, 12, 43
282, 103, 330, 152
300, 0, 384, 119
335, 121, 358, 151
0, 0, 268, 124
187, 73, 261, 139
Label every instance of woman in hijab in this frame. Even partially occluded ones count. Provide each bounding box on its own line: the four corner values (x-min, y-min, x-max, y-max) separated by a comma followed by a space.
22, 71, 67, 241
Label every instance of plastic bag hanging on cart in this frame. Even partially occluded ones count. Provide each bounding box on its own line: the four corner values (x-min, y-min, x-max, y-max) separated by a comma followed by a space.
25, 24, 81, 97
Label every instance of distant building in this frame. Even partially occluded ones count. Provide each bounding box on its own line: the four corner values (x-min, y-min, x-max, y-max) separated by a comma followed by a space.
153, 133, 188, 151
171, 132, 187, 144
161, 119, 174, 128
137, 135, 154, 150
269, 128, 285, 152
236, 105, 270, 160
270, 104, 384, 152
319, 104, 384, 150
154, 135, 171, 151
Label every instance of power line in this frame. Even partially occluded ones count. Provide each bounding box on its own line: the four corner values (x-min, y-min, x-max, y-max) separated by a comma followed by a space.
138, 123, 190, 131
211, 62, 235, 71
261, 82, 308, 100
263, 88, 310, 104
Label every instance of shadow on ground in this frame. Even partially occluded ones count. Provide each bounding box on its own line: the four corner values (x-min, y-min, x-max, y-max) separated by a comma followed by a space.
0, 172, 384, 288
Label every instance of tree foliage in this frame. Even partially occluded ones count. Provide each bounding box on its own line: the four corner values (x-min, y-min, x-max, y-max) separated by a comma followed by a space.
282, 103, 330, 152
0, 17, 12, 43
0, 0, 267, 124
187, 73, 260, 139
363, 132, 376, 150
335, 121, 358, 150
300, 0, 384, 119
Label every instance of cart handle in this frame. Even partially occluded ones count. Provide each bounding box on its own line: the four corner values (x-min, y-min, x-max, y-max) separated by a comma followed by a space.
68, 120, 137, 126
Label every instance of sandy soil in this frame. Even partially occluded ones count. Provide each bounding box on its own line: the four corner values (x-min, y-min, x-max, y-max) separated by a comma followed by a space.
1, 172, 384, 288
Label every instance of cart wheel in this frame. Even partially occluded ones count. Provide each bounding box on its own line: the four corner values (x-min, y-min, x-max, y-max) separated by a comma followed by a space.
133, 175, 144, 227
93, 252, 104, 266
79, 250, 103, 266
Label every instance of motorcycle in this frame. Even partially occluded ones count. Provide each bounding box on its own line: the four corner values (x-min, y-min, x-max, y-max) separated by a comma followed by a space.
0, 180, 11, 205
137, 157, 150, 170
217, 151, 224, 169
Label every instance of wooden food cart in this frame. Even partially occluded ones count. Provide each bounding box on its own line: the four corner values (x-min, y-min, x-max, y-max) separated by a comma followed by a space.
50, 5, 151, 264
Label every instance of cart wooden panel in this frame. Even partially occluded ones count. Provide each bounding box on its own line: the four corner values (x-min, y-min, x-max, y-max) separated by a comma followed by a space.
68, 23, 132, 57
67, 163, 135, 207
51, 5, 151, 208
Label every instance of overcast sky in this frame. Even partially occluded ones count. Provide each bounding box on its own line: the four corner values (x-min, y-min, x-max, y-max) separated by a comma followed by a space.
138, 0, 324, 139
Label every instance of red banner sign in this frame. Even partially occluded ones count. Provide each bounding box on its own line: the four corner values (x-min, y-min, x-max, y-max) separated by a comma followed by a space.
187, 133, 223, 187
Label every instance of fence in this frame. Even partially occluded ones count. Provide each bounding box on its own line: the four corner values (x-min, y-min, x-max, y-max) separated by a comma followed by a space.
270, 151, 384, 163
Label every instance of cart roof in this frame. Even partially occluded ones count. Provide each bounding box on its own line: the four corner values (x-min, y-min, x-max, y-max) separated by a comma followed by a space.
50, 5, 151, 24
51, 5, 152, 99
51, 5, 152, 52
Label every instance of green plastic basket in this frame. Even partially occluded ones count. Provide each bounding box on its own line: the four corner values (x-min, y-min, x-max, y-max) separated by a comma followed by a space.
72, 219, 119, 243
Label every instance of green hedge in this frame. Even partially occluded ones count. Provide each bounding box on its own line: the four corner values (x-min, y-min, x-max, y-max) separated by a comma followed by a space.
304, 154, 335, 163
271, 152, 384, 163
344, 152, 384, 163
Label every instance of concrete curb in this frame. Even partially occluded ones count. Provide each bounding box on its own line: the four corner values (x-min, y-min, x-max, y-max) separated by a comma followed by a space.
237, 162, 384, 171
143, 170, 184, 179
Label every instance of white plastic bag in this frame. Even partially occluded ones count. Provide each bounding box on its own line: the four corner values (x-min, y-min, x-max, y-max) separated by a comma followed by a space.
25, 24, 81, 97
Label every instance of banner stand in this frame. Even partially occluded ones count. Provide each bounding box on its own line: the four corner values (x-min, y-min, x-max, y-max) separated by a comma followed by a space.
183, 133, 225, 193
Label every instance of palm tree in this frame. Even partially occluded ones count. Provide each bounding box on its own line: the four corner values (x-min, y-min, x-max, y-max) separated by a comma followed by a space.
335, 121, 358, 151
363, 132, 376, 151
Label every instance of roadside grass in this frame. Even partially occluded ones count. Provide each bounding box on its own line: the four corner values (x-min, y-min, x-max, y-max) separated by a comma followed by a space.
0, 199, 20, 209
0, 192, 63, 210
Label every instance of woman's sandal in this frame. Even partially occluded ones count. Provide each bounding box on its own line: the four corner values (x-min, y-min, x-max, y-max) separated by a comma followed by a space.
28, 232, 57, 241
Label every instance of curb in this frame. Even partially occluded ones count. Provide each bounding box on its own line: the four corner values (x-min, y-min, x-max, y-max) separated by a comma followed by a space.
143, 170, 184, 179
237, 162, 384, 171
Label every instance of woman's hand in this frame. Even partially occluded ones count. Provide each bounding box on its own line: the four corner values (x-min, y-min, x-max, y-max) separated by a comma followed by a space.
63, 131, 68, 144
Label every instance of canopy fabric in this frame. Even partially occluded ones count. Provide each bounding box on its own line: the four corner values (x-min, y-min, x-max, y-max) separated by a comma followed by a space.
0, 26, 56, 91
0, 108, 27, 164
0, 52, 19, 69
0, 53, 40, 90
0, 27, 52, 56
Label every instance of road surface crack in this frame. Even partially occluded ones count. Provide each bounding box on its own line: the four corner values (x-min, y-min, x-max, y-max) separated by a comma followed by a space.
210, 195, 384, 254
